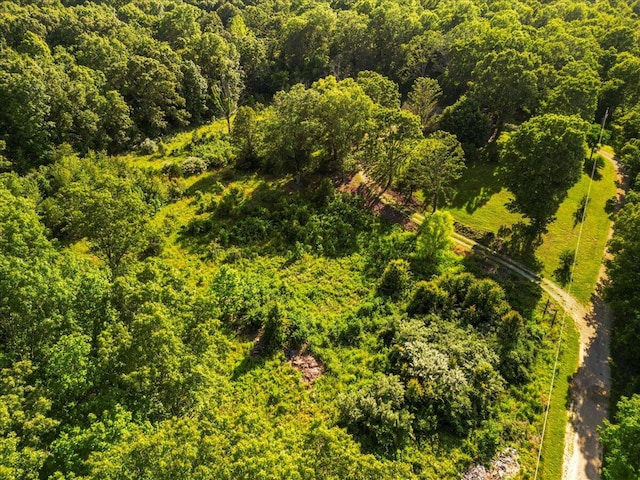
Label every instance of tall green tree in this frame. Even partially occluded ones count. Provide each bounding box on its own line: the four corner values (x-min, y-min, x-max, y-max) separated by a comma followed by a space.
400, 132, 465, 212
470, 49, 540, 133
498, 114, 587, 230
64, 177, 152, 275
403, 77, 442, 132
310, 76, 373, 172
363, 107, 422, 195
601, 395, 640, 479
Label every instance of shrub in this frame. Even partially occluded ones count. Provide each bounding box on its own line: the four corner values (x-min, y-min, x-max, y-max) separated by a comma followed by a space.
377, 259, 412, 299
261, 303, 291, 354
181, 156, 208, 177
138, 138, 158, 155
161, 162, 182, 179
407, 280, 451, 316
337, 374, 414, 454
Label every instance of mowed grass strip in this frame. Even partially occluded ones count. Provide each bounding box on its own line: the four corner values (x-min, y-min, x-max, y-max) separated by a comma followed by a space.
539, 314, 580, 480
538, 158, 616, 304
445, 162, 522, 233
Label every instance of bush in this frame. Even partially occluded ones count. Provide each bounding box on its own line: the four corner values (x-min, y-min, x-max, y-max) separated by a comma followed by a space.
406, 281, 450, 316
138, 138, 158, 155
261, 303, 290, 354
215, 187, 244, 219
337, 374, 414, 454
161, 162, 182, 179
377, 259, 412, 299
181, 156, 208, 177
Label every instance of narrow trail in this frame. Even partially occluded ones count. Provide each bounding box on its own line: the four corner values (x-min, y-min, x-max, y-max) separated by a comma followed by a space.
350, 153, 624, 479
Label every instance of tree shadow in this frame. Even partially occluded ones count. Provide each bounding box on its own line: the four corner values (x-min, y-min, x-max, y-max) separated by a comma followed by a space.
449, 162, 504, 214
565, 286, 611, 480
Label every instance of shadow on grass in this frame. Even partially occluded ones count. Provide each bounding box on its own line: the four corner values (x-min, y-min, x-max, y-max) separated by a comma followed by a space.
450, 162, 504, 214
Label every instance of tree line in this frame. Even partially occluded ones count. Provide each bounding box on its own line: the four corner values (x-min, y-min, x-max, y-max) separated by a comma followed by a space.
1, 0, 640, 176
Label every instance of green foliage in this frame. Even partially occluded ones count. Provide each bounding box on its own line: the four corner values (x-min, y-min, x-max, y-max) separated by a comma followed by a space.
413, 210, 455, 274
498, 114, 588, 230
180, 156, 207, 177
399, 131, 465, 211
601, 395, 640, 479
377, 259, 412, 300
337, 374, 414, 454
403, 76, 442, 132
261, 303, 291, 354
606, 200, 640, 401
2, 0, 634, 476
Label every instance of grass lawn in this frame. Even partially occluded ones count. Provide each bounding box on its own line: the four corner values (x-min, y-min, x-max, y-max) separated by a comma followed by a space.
445, 162, 522, 232
444, 159, 616, 304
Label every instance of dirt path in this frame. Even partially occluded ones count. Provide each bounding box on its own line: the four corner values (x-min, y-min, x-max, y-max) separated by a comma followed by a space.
561, 150, 625, 480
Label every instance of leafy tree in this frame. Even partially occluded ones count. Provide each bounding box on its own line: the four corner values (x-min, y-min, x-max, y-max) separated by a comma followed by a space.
469, 49, 540, 132
257, 84, 318, 182
280, 4, 337, 83
413, 210, 454, 272
0, 50, 52, 171
156, 4, 201, 50
403, 77, 442, 132
0, 361, 58, 479
601, 395, 640, 479
181, 61, 208, 125
541, 61, 600, 120
64, 177, 152, 275
211, 56, 244, 133
123, 55, 188, 137
310, 76, 373, 172
362, 107, 422, 195
498, 114, 587, 230
440, 95, 491, 151
356, 70, 400, 108
400, 132, 465, 212
605, 201, 640, 397
231, 105, 258, 169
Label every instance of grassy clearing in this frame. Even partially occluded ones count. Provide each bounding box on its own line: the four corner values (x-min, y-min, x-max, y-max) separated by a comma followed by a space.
445, 162, 522, 232
539, 312, 580, 480
124, 118, 229, 170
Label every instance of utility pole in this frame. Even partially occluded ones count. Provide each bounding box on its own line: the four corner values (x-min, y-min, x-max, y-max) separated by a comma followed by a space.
587, 107, 610, 169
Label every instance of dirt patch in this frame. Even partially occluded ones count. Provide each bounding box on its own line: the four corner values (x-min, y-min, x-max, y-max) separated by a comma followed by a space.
340, 172, 420, 230
287, 347, 324, 386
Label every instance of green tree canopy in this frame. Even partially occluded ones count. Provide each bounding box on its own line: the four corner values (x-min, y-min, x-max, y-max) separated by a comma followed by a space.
498, 114, 587, 230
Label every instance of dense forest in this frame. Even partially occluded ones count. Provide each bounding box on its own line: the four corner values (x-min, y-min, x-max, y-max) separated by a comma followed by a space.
1, 0, 640, 478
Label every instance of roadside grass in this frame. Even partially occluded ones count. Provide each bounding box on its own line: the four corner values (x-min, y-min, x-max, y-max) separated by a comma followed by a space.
538, 159, 616, 303
444, 159, 616, 304
538, 310, 581, 480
